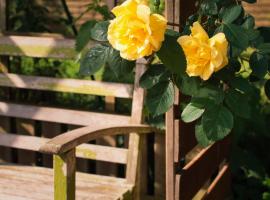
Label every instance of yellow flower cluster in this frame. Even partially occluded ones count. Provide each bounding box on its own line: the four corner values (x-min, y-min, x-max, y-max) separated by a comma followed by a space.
107, 0, 167, 60
178, 22, 228, 80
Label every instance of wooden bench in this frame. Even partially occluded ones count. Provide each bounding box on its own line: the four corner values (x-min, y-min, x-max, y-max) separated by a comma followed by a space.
0, 33, 155, 200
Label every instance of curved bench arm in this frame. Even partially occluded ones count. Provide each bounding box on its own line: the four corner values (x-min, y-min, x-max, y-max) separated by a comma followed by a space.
39, 124, 156, 155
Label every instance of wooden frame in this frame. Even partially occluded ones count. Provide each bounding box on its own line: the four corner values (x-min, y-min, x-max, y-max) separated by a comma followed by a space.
0, 26, 151, 199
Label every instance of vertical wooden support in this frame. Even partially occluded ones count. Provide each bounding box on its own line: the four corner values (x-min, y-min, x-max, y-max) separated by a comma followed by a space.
68, 125, 89, 173
126, 58, 146, 200
96, 96, 118, 176
54, 149, 76, 200
42, 122, 62, 167
16, 119, 36, 165
154, 132, 166, 199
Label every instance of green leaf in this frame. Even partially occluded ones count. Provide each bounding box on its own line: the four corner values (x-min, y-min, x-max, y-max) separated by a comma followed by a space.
195, 85, 224, 104
181, 98, 206, 123
264, 80, 270, 100
90, 21, 109, 42
106, 48, 135, 78
75, 20, 96, 52
80, 44, 109, 75
250, 52, 268, 78
157, 33, 186, 76
222, 23, 249, 50
175, 74, 201, 96
220, 5, 242, 23
201, 0, 218, 15
242, 15, 255, 29
140, 65, 169, 89
225, 89, 251, 119
230, 77, 253, 94
258, 43, 270, 54
195, 122, 213, 147
201, 105, 233, 141
146, 81, 174, 116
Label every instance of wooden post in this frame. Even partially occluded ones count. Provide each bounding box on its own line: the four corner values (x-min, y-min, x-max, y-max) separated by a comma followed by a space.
126, 58, 147, 200
54, 149, 76, 200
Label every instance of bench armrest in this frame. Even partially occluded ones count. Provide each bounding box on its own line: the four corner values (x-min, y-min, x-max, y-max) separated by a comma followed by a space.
39, 124, 156, 155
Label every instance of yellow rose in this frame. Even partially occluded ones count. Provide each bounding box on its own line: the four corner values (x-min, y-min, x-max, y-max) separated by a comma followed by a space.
177, 22, 228, 80
107, 0, 167, 60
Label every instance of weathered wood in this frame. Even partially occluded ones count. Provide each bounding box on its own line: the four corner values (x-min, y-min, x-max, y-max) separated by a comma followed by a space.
0, 73, 134, 98
154, 132, 166, 199
202, 164, 231, 200
126, 59, 147, 200
0, 35, 95, 59
177, 138, 230, 200
0, 164, 133, 200
0, 117, 11, 162
166, 105, 176, 200
96, 96, 118, 176
42, 122, 61, 167
54, 149, 76, 200
0, 133, 129, 164
39, 124, 154, 155
0, 101, 131, 127
16, 119, 36, 165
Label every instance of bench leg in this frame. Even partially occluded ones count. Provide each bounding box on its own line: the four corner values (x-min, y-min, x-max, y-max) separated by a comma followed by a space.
54, 149, 76, 200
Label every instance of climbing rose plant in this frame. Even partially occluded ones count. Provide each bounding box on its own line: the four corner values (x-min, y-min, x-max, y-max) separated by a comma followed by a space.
76, 0, 270, 146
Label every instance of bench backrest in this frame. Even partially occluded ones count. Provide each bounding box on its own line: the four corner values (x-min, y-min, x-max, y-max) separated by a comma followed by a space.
0, 33, 146, 184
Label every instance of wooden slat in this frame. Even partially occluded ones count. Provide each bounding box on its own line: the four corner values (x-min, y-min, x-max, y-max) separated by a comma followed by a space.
0, 73, 134, 98
42, 122, 62, 167
0, 101, 131, 127
16, 119, 36, 165
0, 164, 133, 200
0, 117, 11, 162
202, 164, 231, 200
0, 35, 95, 59
0, 133, 128, 164
176, 138, 230, 200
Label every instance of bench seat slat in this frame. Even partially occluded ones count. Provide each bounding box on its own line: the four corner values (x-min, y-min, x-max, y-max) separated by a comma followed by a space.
0, 73, 133, 98
0, 134, 128, 164
0, 101, 131, 127
0, 164, 133, 200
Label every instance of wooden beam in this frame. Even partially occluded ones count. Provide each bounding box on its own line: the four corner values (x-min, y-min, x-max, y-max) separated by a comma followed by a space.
0, 101, 131, 127
0, 35, 95, 59
0, 73, 134, 98
54, 149, 76, 200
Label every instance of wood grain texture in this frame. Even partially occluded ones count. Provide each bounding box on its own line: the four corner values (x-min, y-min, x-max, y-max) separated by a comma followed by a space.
0, 101, 131, 127
0, 35, 95, 59
126, 59, 147, 200
16, 119, 36, 165
202, 164, 231, 200
177, 138, 230, 200
0, 164, 133, 200
0, 73, 133, 98
0, 133, 128, 164
39, 124, 154, 155
54, 149, 76, 200
42, 122, 61, 167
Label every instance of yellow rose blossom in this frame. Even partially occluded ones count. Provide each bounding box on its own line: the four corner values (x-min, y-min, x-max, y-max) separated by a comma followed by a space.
107, 0, 167, 60
177, 22, 228, 80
